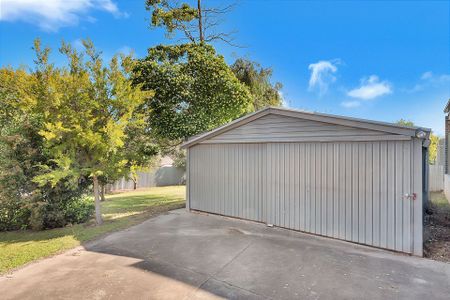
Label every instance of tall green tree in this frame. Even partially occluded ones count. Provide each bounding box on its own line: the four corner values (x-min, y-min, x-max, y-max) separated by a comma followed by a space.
231, 58, 283, 110
0, 60, 92, 230
133, 43, 252, 143
32, 39, 153, 225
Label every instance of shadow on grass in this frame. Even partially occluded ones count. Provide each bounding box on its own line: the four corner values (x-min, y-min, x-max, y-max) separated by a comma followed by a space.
0, 187, 186, 273
0, 201, 185, 244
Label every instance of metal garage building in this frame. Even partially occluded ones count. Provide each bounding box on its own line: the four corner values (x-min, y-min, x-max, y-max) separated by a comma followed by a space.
182, 107, 430, 256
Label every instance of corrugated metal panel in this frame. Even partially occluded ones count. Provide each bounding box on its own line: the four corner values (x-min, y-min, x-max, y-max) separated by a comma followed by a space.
189, 140, 421, 254
203, 114, 399, 143
190, 144, 265, 222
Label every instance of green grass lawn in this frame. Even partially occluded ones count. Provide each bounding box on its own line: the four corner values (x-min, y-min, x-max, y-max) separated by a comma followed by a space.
429, 192, 449, 209
0, 186, 185, 274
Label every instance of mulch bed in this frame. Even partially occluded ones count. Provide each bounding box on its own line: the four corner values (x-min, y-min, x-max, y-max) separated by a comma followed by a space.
424, 194, 450, 262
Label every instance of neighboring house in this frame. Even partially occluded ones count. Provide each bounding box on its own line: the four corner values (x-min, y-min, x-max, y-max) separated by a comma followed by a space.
443, 99, 450, 199
182, 107, 431, 256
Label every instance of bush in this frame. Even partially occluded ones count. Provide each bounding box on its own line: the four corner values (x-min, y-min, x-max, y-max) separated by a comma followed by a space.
63, 196, 94, 225
1, 194, 95, 231
0, 196, 31, 231
0, 177, 94, 231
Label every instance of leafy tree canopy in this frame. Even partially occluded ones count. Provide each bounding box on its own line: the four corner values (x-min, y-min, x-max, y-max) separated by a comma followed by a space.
26, 39, 155, 224
231, 58, 283, 110
396, 119, 415, 127
0, 61, 91, 230
133, 43, 252, 141
146, 0, 198, 40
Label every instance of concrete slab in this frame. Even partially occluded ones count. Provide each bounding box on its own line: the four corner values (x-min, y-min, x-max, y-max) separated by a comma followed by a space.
1, 209, 450, 300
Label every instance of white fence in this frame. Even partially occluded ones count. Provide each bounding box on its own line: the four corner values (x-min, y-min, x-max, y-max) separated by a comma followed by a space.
108, 166, 185, 191
429, 164, 444, 192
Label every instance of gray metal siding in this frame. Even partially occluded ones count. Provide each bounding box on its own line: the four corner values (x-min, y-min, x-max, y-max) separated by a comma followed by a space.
189, 140, 423, 255
190, 144, 265, 222
203, 114, 402, 143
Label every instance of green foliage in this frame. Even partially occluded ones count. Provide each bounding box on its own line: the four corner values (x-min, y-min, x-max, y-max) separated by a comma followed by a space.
0, 64, 91, 231
146, 0, 198, 41
62, 196, 95, 225
0, 39, 156, 229
396, 119, 439, 164
26, 183, 92, 230
120, 119, 160, 187
171, 148, 186, 169
133, 43, 252, 141
396, 119, 415, 127
35, 40, 147, 182
231, 58, 283, 110
428, 134, 439, 165
27, 39, 156, 224
0, 197, 30, 231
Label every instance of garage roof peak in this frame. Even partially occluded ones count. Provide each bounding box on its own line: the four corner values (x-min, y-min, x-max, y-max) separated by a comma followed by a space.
181, 106, 430, 148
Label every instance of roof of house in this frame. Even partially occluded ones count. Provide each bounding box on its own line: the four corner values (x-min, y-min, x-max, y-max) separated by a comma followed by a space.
444, 99, 450, 113
181, 106, 431, 148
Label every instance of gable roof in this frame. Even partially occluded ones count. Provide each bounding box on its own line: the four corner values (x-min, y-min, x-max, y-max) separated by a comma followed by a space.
181, 107, 431, 148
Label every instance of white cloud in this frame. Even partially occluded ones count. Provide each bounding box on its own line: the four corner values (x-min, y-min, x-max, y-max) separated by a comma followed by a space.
408, 71, 450, 92
341, 100, 361, 108
308, 60, 340, 95
117, 46, 132, 55
72, 38, 85, 51
347, 75, 392, 100
420, 71, 433, 80
278, 91, 290, 107
0, 0, 127, 31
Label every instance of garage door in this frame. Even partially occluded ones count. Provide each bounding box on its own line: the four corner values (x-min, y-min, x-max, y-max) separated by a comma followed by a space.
189, 141, 417, 254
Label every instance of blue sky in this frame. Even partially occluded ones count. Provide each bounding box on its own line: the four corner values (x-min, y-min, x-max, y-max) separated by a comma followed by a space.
1, 0, 449, 134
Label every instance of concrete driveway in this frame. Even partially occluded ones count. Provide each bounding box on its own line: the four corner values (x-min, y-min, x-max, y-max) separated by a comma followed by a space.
1, 209, 450, 300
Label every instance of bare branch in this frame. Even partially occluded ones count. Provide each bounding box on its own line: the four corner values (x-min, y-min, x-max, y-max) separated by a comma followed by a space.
147, 0, 242, 47
204, 31, 246, 48
202, 2, 237, 15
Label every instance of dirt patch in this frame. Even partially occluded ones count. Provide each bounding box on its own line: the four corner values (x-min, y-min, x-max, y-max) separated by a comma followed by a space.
424, 192, 450, 263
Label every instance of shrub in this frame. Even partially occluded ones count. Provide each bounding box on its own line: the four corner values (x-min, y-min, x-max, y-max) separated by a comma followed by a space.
0, 174, 93, 231
0, 196, 31, 231
1, 194, 95, 231
63, 196, 94, 225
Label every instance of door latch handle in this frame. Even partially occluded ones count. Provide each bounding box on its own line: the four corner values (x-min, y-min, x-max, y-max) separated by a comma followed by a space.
403, 193, 417, 200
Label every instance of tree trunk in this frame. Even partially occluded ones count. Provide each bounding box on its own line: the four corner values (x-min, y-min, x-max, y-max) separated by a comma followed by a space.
197, 0, 204, 42
100, 184, 106, 202
93, 175, 103, 225
133, 178, 137, 190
